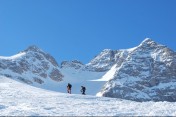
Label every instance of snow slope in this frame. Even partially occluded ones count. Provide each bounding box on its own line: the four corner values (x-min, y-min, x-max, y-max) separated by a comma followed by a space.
58, 67, 106, 95
1, 76, 176, 116
91, 64, 118, 81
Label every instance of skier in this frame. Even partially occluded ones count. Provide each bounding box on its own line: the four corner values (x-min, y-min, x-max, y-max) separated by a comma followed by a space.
67, 83, 72, 94
80, 86, 86, 95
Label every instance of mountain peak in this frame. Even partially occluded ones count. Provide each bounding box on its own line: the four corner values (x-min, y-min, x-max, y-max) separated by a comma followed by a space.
102, 49, 112, 52
24, 45, 43, 53
138, 38, 159, 49
142, 38, 153, 42
0, 45, 63, 85
140, 38, 156, 46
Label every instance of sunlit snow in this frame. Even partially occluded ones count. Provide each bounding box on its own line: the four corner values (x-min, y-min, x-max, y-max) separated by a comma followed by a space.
1, 76, 176, 116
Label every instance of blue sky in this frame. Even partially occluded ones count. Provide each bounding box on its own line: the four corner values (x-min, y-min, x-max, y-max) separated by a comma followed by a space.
0, 0, 176, 64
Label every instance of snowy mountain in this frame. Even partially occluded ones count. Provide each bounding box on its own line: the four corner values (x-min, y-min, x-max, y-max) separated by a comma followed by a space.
1, 76, 176, 116
97, 38, 176, 102
0, 45, 63, 86
0, 38, 175, 102
0, 45, 106, 94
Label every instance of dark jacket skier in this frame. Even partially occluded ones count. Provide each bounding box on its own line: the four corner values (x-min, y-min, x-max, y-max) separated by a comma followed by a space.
67, 83, 72, 94
81, 86, 86, 95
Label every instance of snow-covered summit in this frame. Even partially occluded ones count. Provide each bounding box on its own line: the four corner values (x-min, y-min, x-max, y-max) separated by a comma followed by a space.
86, 38, 172, 72
140, 38, 155, 45
97, 39, 176, 102
0, 45, 63, 86
24, 45, 43, 52
138, 38, 166, 50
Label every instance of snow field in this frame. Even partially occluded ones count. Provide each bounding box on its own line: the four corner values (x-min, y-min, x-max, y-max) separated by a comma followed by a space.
1, 76, 176, 116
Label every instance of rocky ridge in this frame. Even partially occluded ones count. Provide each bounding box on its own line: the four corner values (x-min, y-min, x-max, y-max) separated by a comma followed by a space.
0, 45, 63, 84
98, 38, 176, 102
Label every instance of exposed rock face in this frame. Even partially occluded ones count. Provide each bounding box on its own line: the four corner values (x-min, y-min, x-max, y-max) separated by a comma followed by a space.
0, 45, 63, 84
86, 49, 129, 72
98, 38, 176, 102
61, 60, 84, 69
49, 68, 63, 82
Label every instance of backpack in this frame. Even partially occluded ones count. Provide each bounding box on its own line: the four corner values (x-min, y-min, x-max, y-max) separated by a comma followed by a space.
83, 87, 86, 90
69, 84, 72, 88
